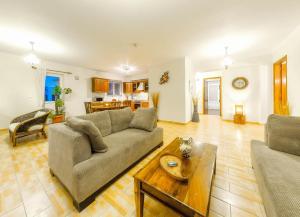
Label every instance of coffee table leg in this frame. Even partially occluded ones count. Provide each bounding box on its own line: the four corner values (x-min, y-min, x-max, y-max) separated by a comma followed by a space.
134, 179, 144, 217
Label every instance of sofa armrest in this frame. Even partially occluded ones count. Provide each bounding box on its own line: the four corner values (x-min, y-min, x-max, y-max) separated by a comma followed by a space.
48, 123, 92, 190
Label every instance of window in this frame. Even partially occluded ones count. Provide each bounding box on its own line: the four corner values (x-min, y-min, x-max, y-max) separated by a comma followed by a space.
44, 74, 62, 102
108, 80, 122, 96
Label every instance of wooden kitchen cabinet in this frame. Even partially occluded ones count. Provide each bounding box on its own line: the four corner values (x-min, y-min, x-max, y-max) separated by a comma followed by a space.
132, 79, 149, 93
141, 101, 149, 108
123, 82, 133, 94
92, 77, 109, 93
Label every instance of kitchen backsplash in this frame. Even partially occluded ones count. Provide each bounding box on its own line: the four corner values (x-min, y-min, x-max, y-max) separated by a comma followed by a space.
92, 92, 148, 101
132, 92, 149, 101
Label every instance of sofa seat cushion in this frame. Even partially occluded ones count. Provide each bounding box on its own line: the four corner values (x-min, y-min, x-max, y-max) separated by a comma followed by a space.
72, 127, 163, 202
108, 107, 133, 133
251, 140, 300, 217
79, 110, 112, 137
129, 108, 157, 132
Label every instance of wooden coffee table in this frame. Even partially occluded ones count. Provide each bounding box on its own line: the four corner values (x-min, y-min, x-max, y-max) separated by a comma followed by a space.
134, 137, 217, 217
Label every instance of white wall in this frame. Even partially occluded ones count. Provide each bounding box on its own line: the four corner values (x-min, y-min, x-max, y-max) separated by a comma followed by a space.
148, 57, 190, 123
273, 24, 300, 116
196, 65, 272, 123
125, 73, 149, 81
222, 66, 262, 122
0, 51, 125, 128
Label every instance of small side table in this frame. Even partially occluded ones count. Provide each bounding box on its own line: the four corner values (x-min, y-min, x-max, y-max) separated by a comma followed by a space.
234, 114, 246, 124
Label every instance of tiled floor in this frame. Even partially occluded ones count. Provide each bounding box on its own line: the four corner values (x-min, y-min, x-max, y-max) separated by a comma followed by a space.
0, 115, 266, 217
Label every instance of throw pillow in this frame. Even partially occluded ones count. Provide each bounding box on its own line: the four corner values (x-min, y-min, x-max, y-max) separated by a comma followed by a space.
79, 110, 112, 137
65, 117, 108, 153
267, 114, 300, 156
109, 107, 134, 133
129, 107, 157, 132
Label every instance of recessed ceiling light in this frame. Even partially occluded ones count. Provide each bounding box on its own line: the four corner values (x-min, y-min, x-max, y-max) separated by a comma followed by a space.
118, 64, 136, 73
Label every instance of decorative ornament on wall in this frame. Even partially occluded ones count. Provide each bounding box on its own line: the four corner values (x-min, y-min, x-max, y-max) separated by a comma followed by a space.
159, 71, 169, 85
232, 77, 249, 90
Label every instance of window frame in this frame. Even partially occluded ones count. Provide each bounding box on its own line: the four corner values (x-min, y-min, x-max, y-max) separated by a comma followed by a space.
107, 80, 122, 96
44, 72, 64, 103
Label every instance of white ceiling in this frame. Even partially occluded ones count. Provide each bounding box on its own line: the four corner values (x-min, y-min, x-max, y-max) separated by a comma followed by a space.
0, 0, 300, 74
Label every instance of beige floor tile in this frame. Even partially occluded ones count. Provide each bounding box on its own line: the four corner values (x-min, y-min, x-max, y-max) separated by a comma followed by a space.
0, 205, 26, 217
0, 184, 23, 216
229, 183, 262, 203
231, 206, 257, 217
211, 186, 261, 216
23, 191, 51, 217
209, 197, 230, 217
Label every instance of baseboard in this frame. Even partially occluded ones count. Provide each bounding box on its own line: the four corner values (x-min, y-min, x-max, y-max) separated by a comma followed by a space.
0, 128, 8, 132
222, 119, 263, 125
158, 120, 189, 125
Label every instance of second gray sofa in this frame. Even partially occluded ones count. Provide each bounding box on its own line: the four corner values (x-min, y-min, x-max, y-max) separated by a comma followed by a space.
251, 114, 300, 217
48, 108, 163, 211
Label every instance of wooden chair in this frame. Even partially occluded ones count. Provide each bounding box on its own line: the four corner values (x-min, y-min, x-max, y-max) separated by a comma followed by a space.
9, 109, 51, 146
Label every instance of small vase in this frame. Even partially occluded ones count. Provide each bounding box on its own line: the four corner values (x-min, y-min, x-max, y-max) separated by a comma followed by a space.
179, 137, 193, 158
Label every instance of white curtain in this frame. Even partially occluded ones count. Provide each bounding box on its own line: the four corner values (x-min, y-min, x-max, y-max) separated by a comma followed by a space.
38, 66, 47, 108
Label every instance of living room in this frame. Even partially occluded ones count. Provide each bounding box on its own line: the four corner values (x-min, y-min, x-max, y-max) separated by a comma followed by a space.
0, 1, 300, 217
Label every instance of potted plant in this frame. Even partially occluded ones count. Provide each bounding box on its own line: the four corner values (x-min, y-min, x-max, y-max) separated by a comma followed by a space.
52, 86, 72, 123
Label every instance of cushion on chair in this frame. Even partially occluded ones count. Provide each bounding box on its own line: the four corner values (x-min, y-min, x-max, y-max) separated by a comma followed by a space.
34, 111, 47, 118
129, 107, 157, 132
108, 107, 133, 133
9, 123, 20, 132
28, 124, 44, 131
65, 117, 108, 153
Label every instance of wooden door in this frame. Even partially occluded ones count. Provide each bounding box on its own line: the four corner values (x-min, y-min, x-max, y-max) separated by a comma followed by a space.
203, 77, 222, 116
273, 56, 288, 115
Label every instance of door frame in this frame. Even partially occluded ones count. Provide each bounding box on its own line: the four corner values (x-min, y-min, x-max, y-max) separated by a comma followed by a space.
273, 55, 288, 114
203, 77, 222, 116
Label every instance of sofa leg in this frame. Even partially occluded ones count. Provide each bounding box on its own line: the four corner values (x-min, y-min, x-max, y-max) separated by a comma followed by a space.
49, 169, 55, 177
73, 195, 95, 212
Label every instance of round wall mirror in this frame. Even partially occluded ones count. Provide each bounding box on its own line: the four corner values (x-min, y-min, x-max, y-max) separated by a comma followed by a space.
232, 77, 248, 89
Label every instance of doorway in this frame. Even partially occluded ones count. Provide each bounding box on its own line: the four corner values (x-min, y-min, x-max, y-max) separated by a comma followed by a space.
274, 56, 288, 115
203, 77, 222, 116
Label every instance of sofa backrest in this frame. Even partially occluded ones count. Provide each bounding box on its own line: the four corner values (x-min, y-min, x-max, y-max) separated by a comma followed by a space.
108, 107, 133, 133
78, 110, 112, 137
266, 114, 300, 156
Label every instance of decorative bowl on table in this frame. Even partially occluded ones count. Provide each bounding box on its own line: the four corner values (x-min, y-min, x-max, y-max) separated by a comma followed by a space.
159, 154, 188, 181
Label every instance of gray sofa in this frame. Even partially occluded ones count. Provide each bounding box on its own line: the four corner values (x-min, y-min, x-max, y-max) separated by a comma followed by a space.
48, 109, 163, 211
251, 114, 300, 217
